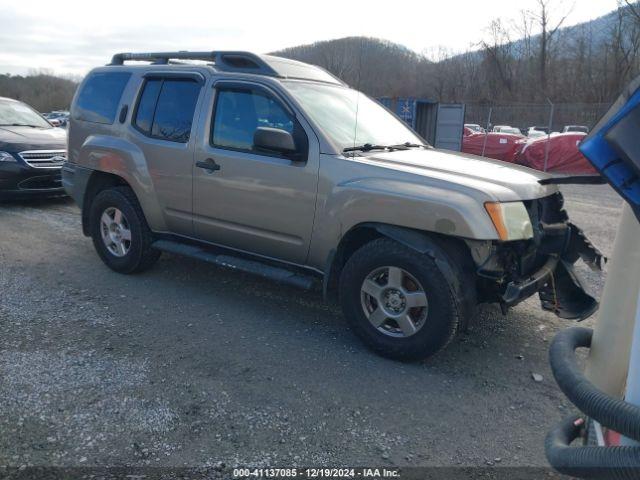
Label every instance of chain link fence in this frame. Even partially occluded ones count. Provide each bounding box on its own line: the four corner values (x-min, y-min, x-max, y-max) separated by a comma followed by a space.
465, 102, 610, 134
463, 102, 611, 173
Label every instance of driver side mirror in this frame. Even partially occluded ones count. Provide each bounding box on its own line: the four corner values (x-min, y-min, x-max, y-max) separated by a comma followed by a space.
253, 127, 297, 156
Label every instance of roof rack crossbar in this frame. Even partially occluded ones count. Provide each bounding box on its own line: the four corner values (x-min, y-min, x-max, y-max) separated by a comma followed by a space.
109, 51, 279, 77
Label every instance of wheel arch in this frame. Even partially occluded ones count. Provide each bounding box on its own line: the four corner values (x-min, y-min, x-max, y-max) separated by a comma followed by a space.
324, 223, 477, 321
81, 171, 130, 236
75, 134, 166, 235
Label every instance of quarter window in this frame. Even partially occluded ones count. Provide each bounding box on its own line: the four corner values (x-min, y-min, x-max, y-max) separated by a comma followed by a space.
74, 72, 131, 124
211, 88, 296, 152
134, 79, 161, 134
133, 78, 201, 143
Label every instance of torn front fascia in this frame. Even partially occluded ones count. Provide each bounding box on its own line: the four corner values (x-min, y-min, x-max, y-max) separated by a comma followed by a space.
537, 222, 604, 321
538, 259, 599, 320
466, 186, 605, 317
500, 192, 604, 320
470, 219, 604, 321
562, 222, 605, 271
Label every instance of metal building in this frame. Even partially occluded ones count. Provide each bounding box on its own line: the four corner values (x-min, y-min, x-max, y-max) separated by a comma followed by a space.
378, 97, 466, 151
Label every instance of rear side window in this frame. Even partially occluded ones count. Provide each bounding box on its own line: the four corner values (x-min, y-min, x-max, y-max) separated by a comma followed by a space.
133, 78, 201, 143
74, 72, 131, 124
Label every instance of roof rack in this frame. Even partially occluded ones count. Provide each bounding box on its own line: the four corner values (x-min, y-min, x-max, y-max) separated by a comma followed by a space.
109, 51, 279, 76
108, 50, 346, 86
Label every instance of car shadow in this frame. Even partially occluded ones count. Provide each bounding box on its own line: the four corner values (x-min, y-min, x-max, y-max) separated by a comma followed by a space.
108, 250, 557, 378
0, 195, 73, 208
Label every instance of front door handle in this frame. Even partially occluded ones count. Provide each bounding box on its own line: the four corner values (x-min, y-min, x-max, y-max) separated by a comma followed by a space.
196, 158, 221, 172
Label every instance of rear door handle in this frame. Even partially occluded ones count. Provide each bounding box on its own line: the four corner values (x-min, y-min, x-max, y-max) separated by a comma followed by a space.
196, 158, 221, 172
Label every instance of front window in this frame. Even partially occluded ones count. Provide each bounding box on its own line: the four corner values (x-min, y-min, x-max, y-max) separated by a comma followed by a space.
0, 99, 51, 129
284, 81, 423, 152
212, 87, 295, 151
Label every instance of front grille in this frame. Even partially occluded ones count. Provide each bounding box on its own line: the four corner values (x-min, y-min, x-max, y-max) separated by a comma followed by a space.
18, 150, 67, 169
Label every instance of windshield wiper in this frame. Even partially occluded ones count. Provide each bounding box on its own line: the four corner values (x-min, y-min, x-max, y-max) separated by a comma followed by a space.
0, 123, 45, 128
343, 142, 427, 153
388, 142, 427, 149
343, 143, 390, 153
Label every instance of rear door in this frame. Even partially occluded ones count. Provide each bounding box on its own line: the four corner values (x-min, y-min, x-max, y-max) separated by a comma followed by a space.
192, 81, 319, 265
435, 103, 466, 151
127, 72, 204, 235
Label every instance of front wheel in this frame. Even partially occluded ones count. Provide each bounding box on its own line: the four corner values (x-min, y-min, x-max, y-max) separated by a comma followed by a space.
89, 186, 161, 274
339, 238, 463, 361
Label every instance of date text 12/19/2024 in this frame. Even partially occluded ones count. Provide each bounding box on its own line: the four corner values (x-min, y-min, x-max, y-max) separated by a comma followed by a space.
233, 468, 401, 478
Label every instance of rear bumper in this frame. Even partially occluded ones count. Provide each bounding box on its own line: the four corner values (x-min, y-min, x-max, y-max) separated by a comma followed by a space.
61, 162, 92, 208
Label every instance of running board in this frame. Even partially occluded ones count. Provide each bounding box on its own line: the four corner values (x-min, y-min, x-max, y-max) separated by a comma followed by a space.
151, 239, 318, 290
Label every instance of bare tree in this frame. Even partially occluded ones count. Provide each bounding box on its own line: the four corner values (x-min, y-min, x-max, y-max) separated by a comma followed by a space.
480, 19, 515, 97
0, 72, 77, 112
624, 0, 640, 22
528, 0, 574, 93
9, 1, 639, 113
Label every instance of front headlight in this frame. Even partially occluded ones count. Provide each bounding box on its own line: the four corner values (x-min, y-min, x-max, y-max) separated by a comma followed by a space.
0, 151, 16, 162
484, 201, 534, 241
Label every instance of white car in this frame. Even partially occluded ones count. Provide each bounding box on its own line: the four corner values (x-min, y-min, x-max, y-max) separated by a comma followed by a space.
464, 123, 485, 133
492, 125, 523, 136
527, 128, 548, 139
563, 125, 589, 134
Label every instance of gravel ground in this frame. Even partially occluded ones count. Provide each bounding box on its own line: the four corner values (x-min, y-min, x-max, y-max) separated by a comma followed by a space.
0, 184, 623, 472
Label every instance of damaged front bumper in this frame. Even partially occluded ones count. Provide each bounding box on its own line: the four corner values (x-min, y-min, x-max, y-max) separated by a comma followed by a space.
471, 193, 604, 321
502, 223, 603, 320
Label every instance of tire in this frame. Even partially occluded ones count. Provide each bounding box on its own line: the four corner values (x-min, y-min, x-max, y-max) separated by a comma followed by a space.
339, 237, 463, 361
89, 186, 160, 274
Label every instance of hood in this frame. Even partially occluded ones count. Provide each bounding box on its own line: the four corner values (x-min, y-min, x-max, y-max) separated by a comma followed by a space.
0, 126, 67, 152
353, 147, 557, 202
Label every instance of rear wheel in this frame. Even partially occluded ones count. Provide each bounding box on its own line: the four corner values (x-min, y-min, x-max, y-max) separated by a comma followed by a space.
89, 186, 160, 274
339, 238, 463, 361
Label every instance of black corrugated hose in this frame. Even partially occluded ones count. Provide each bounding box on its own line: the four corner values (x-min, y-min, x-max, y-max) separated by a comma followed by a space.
545, 326, 640, 479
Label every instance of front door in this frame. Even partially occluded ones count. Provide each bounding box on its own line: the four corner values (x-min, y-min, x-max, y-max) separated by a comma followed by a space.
192, 81, 319, 265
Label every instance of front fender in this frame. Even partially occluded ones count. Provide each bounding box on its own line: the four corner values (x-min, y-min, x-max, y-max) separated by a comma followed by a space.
307, 177, 500, 271
333, 178, 499, 239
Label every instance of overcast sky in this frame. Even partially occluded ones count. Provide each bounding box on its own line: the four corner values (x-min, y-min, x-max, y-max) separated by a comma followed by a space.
0, 0, 620, 76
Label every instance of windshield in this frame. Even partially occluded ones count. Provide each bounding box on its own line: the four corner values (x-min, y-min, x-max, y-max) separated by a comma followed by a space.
284, 81, 423, 151
0, 100, 51, 128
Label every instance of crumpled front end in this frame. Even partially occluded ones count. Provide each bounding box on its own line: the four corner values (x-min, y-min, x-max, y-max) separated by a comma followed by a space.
468, 192, 604, 321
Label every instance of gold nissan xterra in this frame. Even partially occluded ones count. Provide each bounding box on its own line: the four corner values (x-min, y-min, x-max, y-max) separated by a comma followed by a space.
62, 51, 603, 360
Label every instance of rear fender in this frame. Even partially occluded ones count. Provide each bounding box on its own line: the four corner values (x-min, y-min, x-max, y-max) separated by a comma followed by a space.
78, 135, 165, 231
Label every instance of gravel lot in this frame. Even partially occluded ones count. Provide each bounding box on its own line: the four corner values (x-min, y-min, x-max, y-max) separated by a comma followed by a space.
0, 184, 623, 472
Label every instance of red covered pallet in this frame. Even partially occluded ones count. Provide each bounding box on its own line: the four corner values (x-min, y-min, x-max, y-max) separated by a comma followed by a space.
515, 133, 597, 175
462, 129, 522, 163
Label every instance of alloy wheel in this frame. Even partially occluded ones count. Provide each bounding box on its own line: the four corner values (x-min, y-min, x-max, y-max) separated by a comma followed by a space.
360, 266, 429, 338
100, 207, 132, 257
